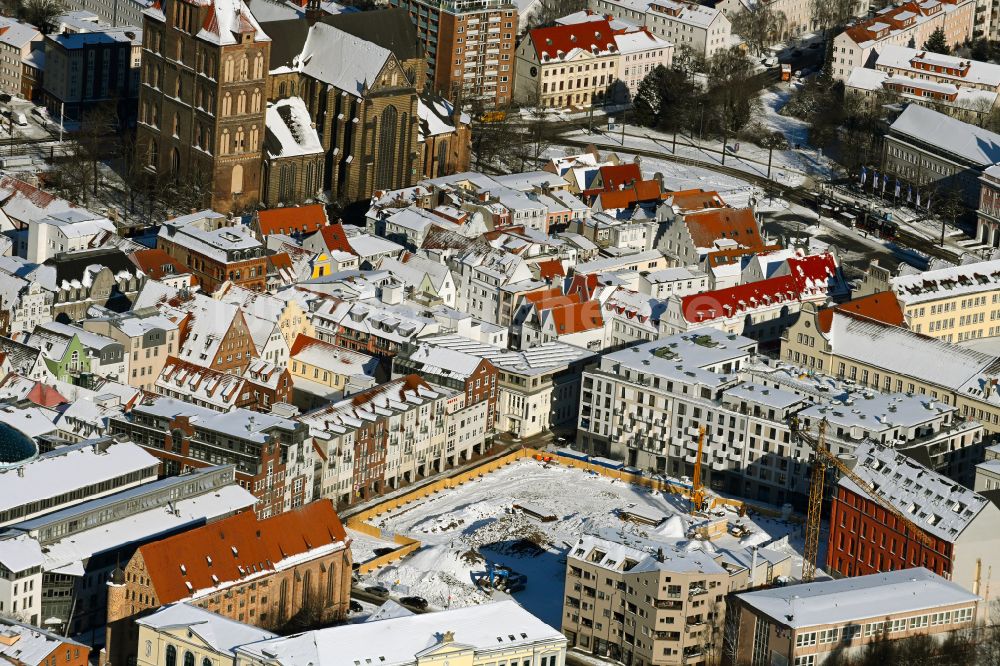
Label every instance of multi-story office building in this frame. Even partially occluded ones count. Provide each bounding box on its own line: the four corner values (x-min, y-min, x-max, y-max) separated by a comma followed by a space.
728, 569, 980, 666
0, 465, 253, 634
563, 534, 789, 665
976, 164, 1000, 249
42, 23, 142, 123
157, 210, 267, 293
576, 328, 984, 506
389, 0, 518, 108
881, 104, 1000, 206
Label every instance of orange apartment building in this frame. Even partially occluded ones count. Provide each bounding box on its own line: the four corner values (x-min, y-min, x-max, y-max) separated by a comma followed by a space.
158, 210, 267, 293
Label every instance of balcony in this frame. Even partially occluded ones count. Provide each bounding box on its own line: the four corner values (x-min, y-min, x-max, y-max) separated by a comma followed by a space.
655, 599, 683, 610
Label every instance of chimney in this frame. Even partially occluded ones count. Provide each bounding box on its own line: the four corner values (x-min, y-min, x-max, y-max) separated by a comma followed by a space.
305, 0, 323, 24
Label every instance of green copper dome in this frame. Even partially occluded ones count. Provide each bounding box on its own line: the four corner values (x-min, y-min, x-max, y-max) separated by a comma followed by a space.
0, 422, 37, 467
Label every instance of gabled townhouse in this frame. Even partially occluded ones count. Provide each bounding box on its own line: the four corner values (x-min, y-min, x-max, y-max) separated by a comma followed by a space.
300, 223, 360, 278
450, 248, 535, 324
657, 206, 767, 267
288, 334, 380, 404
82, 307, 179, 392
0, 272, 52, 339
26, 321, 127, 383
600, 286, 668, 349
166, 293, 258, 376
214, 283, 315, 367
377, 253, 457, 307
46, 248, 146, 322
155, 356, 292, 412
0, 336, 50, 380
309, 297, 439, 360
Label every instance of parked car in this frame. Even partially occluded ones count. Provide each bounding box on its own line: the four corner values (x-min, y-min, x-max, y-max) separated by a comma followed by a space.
349, 600, 364, 613
400, 595, 428, 610
763, 56, 778, 67
365, 585, 390, 598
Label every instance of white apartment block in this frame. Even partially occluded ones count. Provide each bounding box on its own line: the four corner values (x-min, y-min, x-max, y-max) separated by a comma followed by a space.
590, 0, 732, 59
576, 328, 984, 506
26, 210, 116, 263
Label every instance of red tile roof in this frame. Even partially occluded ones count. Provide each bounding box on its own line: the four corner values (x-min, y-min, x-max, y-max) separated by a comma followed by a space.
684, 207, 764, 251
818, 292, 905, 332
567, 273, 601, 300
523, 286, 565, 305
680, 254, 836, 324
25, 382, 66, 408
537, 259, 565, 280
706, 244, 783, 267
319, 223, 354, 254
130, 249, 191, 280
596, 163, 642, 192
548, 301, 604, 334
665, 189, 724, 213
140, 500, 348, 603
597, 180, 664, 209
529, 19, 618, 61
257, 204, 328, 236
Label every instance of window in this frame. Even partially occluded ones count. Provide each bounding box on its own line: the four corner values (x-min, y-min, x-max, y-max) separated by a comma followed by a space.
165, 646, 176, 666
794, 658, 815, 666
183, 652, 194, 666
795, 632, 817, 647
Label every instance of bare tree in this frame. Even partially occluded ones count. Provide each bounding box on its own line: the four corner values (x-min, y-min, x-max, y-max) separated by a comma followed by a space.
18, 0, 63, 33
811, 0, 863, 35
731, 3, 787, 57
524, 0, 588, 29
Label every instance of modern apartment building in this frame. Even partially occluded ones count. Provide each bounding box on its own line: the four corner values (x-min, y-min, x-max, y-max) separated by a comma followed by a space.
83, 307, 179, 391
827, 441, 1000, 601
0, 18, 40, 98
564, 535, 789, 665
298, 374, 489, 504
854, 258, 1000, 343
389, 0, 518, 108
728, 569, 980, 666
576, 327, 984, 506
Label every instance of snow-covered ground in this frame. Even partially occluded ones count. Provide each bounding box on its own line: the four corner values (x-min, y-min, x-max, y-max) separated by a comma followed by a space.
357, 460, 806, 628
348, 528, 398, 564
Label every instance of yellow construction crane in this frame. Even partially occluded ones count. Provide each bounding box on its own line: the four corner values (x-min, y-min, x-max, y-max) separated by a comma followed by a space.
791, 418, 935, 583
690, 426, 706, 515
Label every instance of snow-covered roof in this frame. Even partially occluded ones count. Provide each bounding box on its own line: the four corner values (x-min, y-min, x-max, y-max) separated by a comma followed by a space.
265, 97, 323, 159
347, 234, 405, 259
0, 440, 158, 517
614, 28, 670, 54
825, 312, 1000, 399
0, 18, 40, 49
235, 601, 565, 665
130, 397, 299, 444
158, 213, 262, 264
0, 619, 87, 666
890, 258, 1000, 305
876, 45, 1000, 88
736, 567, 980, 629
138, 604, 277, 655
37, 209, 115, 238
839, 440, 989, 542
0, 533, 44, 573
571, 534, 727, 575
296, 22, 391, 97
888, 103, 1000, 167
195, 0, 269, 46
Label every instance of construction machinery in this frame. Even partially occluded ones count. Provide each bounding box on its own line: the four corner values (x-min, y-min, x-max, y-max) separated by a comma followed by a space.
792, 418, 936, 583
690, 426, 706, 515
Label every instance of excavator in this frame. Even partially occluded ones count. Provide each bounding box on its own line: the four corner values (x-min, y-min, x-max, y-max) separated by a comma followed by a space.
791, 417, 935, 582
